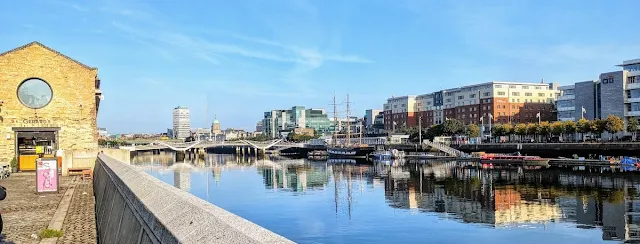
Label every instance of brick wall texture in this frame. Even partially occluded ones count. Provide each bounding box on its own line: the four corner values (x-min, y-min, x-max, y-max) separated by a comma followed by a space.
0, 42, 99, 164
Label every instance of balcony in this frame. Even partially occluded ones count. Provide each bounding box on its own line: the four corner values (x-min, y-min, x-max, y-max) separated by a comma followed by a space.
557, 106, 575, 112
557, 95, 575, 101
627, 82, 640, 90
625, 111, 640, 117
626, 97, 640, 103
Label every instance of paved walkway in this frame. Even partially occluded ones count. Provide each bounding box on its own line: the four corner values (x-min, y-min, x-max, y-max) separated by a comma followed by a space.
56, 179, 96, 244
0, 173, 96, 244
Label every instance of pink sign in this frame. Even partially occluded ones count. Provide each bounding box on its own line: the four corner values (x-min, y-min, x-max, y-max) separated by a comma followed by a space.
36, 158, 58, 193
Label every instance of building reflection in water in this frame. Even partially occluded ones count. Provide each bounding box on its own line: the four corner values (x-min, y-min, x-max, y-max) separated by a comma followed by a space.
132, 152, 640, 243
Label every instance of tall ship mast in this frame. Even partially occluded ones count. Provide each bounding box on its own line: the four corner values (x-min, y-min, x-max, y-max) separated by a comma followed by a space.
331, 94, 339, 147
326, 94, 371, 159
345, 94, 351, 147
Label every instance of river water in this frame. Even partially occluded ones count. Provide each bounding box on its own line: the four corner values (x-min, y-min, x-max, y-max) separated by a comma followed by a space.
132, 152, 640, 244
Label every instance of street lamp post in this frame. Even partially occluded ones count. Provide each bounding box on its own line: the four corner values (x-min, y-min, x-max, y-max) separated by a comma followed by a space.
488, 113, 493, 139
480, 116, 484, 140
418, 116, 422, 144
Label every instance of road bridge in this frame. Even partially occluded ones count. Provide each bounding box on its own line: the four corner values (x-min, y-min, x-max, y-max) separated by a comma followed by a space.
132, 139, 306, 153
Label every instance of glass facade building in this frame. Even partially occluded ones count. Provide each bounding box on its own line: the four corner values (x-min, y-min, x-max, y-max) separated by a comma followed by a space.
262, 106, 333, 138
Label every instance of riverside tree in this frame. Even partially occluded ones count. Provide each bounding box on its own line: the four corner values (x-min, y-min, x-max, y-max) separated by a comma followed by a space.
514, 123, 528, 141
442, 119, 464, 136
466, 124, 480, 138
628, 117, 639, 140
564, 120, 577, 141
577, 118, 591, 141
551, 121, 565, 138
605, 114, 624, 140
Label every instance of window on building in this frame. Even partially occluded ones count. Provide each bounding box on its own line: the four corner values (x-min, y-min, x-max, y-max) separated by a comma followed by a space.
446, 99, 451, 102
525, 92, 532, 96
484, 92, 490, 97
512, 92, 520, 96
629, 76, 637, 84
393, 105, 397, 108
558, 100, 575, 108
510, 85, 517, 89
538, 93, 545, 97
535, 86, 541, 90
470, 94, 476, 98
522, 86, 529, 89
458, 95, 464, 99
498, 91, 506, 96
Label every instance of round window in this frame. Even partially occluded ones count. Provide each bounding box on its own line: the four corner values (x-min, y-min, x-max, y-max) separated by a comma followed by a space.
17, 78, 53, 109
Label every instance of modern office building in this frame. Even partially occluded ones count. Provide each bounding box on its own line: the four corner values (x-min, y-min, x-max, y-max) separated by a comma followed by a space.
365, 109, 382, 127
557, 58, 640, 126
385, 82, 560, 132
167, 128, 174, 138
557, 81, 597, 121
262, 106, 332, 138
172, 106, 190, 139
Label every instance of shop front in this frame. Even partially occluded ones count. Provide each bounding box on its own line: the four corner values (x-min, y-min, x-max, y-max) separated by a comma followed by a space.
0, 42, 102, 171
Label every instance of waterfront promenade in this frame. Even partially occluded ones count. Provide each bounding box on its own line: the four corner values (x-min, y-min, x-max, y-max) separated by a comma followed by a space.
0, 173, 96, 244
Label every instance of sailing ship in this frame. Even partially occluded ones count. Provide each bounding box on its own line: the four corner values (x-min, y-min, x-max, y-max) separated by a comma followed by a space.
327, 94, 371, 159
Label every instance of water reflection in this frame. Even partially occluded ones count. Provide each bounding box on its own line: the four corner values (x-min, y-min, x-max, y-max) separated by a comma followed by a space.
132, 151, 640, 243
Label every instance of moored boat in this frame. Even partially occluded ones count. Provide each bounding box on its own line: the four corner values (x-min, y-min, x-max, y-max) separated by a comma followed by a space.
328, 146, 369, 159
480, 153, 550, 166
370, 150, 392, 160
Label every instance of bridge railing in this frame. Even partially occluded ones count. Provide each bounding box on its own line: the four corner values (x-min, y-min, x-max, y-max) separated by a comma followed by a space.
423, 140, 469, 157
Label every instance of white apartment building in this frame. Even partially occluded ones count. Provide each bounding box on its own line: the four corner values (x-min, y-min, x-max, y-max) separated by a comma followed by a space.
387, 82, 560, 132
172, 106, 191, 139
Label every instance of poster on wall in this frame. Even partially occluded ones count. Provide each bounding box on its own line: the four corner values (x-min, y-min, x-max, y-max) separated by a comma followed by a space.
36, 158, 58, 193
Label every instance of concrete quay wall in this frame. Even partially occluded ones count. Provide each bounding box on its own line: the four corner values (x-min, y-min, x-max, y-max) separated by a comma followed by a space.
94, 154, 293, 244
454, 143, 640, 157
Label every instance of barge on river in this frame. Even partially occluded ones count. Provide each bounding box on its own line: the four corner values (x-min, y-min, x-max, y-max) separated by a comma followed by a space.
478, 153, 550, 166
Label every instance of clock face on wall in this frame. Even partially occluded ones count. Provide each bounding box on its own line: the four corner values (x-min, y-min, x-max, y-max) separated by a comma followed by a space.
17, 78, 53, 109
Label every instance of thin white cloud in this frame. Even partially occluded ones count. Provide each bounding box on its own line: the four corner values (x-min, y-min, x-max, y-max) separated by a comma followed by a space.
225, 32, 373, 64
70, 4, 89, 12
113, 21, 372, 69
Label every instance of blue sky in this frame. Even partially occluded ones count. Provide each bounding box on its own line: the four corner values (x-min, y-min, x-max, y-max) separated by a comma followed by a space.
2, 0, 640, 133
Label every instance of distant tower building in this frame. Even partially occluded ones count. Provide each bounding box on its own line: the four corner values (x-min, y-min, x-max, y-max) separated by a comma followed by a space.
256, 121, 263, 133
172, 106, 191, 139
211, 115, 221, 134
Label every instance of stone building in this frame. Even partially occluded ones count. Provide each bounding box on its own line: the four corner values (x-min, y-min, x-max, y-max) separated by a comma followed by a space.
0, 42, 102, 170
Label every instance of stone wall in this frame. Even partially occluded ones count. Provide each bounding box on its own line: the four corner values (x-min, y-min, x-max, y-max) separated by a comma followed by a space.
0, 42, 99, 165
60, 149, 130, 176
94, 154, 293, 244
